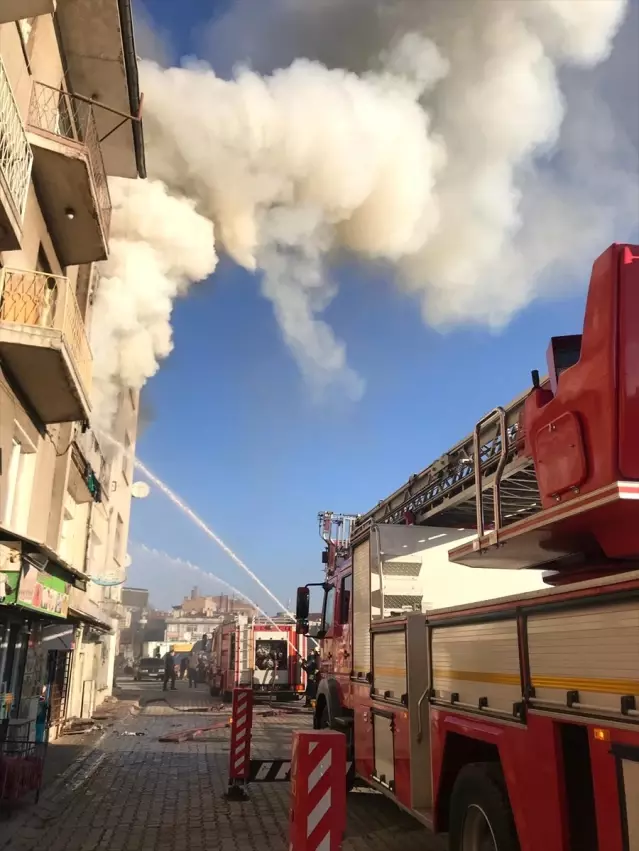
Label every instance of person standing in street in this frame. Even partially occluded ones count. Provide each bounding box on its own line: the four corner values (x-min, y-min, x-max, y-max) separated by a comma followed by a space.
187, 654, 198, 689
302, 649, 320, 707
179, 656, 188, 680
163, 648, 177, 691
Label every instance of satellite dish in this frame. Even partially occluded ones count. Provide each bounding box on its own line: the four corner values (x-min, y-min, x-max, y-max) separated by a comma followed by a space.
131, 481, 150, 499
124, 553, 132, 569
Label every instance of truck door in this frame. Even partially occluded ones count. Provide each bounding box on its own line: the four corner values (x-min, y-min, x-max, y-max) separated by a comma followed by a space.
320, 584, 337, 675
319, 574, 351, 680
335, 572, 352, 677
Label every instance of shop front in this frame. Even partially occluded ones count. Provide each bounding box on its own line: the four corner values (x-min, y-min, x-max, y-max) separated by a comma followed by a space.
0, 558, 72, 742
0, 533, 84, 806
0, 529, 85, 743
66, 588, 112, 719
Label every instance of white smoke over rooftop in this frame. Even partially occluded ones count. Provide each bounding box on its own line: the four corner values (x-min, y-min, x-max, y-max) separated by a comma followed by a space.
91, 0, 633, 425
91, 179, 217, 427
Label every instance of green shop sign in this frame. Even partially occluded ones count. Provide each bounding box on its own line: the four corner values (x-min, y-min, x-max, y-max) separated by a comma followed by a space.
0, 569, 19, 605
17, 563, 69, 618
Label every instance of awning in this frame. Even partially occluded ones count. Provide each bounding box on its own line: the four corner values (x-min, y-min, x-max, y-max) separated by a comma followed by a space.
0, 526, 87, 590
41, 624, 75, 652
67, 587, 112, 633
67, 609, 112, 634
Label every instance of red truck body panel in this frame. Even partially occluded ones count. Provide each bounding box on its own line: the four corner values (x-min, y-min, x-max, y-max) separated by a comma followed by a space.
305, 244, 639, 849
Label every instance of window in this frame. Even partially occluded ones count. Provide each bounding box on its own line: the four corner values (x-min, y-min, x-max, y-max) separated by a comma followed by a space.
121, 434, 131, 484
114, 515, 124, 565
58, 503, 75, 565
18, 18, 37, 55
36, 245, 53, 274
88, 529, 104, 575
2, 424, 36, 535
322, 586, 336, 633
339, 573, 352, 624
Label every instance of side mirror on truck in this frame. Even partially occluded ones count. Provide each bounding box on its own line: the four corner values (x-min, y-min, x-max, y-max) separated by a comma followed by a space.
296, 586, 310, 635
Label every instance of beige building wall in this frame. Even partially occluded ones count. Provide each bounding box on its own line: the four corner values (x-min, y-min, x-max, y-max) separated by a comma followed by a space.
1, 3, 145, 724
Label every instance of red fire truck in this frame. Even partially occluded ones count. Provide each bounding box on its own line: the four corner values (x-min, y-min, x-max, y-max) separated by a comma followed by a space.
296, 243, 639, 850
208, 614, 307, 701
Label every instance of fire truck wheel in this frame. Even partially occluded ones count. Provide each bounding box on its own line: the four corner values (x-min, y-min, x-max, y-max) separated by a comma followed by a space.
449, 762, 520, 851
319, 704, 330, 729
319, 705, 355, 792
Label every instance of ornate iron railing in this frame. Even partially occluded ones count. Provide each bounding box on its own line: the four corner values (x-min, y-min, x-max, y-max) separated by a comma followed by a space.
28, 82, 111, 239
0, 268, 93, 398
0, 57, 33, 221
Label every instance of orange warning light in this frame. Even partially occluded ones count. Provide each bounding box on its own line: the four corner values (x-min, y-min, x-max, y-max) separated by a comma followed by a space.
593, 728, 610, 742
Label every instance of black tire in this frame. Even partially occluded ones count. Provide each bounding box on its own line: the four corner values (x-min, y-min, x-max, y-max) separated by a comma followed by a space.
449, 762, 520, 851
319, 704, 330, 729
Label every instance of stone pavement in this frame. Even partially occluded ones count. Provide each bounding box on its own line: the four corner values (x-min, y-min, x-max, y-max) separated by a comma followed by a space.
1, 692, 445, 851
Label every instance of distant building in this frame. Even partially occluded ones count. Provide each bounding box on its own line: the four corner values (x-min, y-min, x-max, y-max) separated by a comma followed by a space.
177, 587, 257, 618
164, 612, 225, 647
119, 589, 168, 659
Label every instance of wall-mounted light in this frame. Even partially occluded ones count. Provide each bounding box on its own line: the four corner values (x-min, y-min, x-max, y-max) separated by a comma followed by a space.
64, 207, 76, 220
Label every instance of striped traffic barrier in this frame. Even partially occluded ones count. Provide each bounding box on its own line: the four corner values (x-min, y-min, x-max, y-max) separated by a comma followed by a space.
249, 759, 353, 784
288, 730, 346, 851
225, 687, 253, 800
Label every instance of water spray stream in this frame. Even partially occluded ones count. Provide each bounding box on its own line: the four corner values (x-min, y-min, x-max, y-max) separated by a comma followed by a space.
130, 454, 297, 621
97, 429, 297, 620
137, 545, 317, 652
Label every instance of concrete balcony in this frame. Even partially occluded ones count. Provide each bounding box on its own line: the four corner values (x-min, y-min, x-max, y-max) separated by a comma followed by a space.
27, 82, 111, 266
54, 0, 142, 179
0, 57, 33, 250
0, 268, 92, 424
101, 599, 126, 621
0, 0, 54, 23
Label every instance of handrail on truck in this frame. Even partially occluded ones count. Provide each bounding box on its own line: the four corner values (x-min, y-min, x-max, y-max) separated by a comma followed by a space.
473, 406, 508, 537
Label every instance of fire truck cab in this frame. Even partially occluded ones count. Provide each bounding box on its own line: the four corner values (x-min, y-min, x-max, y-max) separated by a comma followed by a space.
297, 244, 639, 851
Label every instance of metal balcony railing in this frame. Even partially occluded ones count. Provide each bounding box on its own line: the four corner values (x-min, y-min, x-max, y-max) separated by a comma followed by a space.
0, 268, 92, 397
28, 82, 111, 238
0, 57, 33, 221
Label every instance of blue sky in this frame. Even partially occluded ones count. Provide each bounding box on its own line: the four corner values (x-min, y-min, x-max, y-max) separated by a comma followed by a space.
126, 0, 632, 612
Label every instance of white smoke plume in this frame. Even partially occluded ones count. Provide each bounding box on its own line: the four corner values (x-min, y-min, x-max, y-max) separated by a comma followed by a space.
91, 179, 217, 427
91, 0, 633, 424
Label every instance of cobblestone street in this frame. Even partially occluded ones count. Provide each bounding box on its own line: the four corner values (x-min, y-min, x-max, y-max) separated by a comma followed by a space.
1, 684, 444, 851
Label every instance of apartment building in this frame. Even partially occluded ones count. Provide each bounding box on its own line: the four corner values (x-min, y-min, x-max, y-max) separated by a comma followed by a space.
0, 0, 145, 737
179, 587, 258, 618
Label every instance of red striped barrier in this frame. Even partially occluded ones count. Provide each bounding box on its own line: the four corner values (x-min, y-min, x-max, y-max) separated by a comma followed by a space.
288, 730, 346, 850
226, 687, 253, 800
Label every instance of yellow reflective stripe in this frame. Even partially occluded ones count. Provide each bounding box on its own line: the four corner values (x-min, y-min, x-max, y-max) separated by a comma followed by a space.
432, 668, 639, 694
374, 665, 407, 677
432, 669, 520, 686
532, 675, 639, 694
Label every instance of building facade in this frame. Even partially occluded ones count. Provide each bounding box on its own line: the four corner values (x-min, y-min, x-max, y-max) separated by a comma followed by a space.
0, 1, 144, 739
164, 590, 258, 651
178, 588, 258, 618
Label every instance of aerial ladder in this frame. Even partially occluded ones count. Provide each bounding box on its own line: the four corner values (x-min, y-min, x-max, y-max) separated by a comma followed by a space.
323, 243, 639, 581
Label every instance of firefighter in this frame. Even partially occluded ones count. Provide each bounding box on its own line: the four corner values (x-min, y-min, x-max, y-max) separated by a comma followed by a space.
163, 648, 177, 691
302, 649, 320, 707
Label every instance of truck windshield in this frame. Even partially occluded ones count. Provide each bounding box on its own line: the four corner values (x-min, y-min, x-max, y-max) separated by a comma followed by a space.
323, 586, 336, 632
